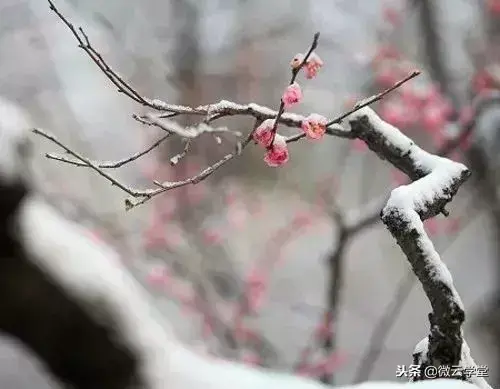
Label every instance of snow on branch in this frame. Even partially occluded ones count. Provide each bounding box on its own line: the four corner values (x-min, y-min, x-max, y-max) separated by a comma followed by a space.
344, 107, 480, 384
34, 0, 422, 211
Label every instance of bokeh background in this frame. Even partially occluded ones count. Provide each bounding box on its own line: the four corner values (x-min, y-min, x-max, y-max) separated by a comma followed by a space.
1, 0, 500, 387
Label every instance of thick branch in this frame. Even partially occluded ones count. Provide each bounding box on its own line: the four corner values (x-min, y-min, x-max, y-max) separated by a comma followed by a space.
347, 107, 470, 372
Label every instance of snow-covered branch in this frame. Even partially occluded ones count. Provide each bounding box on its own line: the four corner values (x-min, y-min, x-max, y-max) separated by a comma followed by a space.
34, 0, 422, 211
344, 107, 481, 384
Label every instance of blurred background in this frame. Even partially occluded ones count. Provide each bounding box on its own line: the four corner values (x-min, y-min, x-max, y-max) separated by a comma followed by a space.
1, 0, 500, 387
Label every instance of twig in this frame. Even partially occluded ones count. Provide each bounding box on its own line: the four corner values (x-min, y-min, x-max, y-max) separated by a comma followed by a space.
269, 32, 320, 142
35, 70, 418, 210
32, 128, 144, 197
326, 70, 421, 127
45, 134, 171, 168
47, 0, 150, 106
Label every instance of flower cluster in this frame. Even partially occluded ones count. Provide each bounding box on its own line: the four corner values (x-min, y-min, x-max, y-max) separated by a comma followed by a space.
254, 51, 327, 167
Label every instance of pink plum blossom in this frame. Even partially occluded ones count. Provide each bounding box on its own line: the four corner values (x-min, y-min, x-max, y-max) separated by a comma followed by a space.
304, 52, 324, 79
252, 119, 275, 148
281, 82, 303, 108
301, 113, 328, 140
264, 134, 289, 167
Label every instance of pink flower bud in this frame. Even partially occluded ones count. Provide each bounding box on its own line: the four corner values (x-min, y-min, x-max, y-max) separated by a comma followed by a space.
253, 119, 275, 148
301, 113, 328, 140
291, 53, 305, 69
304, 52, 324, 79
282, 82, 303, 108
263, 134, 290, 167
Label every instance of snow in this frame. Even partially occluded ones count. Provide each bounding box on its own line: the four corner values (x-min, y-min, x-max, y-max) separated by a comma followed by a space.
0, 97, 33, 183
13, 193, 483, 389
17, 195, 173, 389
347, 107, 413, 153
413, 338, 492, 389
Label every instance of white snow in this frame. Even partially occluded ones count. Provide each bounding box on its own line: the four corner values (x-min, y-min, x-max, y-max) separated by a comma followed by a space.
12, 193, 484, 389
413, 338, 492, 389
17, 195, 172, 389
0, 97, 33, 183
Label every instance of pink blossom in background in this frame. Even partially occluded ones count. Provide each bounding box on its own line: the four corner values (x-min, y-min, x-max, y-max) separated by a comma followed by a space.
241, 351, 261, 366
352, 138, 368, 152
444, 217, 461, 235
164, 225, 184, 248
264, 134, 290, 167
379, 101, 405, 128
421, 105, 447, 134
227, 205, 247, 230
459, 105, 474, 125
282, 82, 303, 108
391, 169, 407, 186
314, 313, 333, 341
291, 210, 314, 229
375, 63, 399, 87
245, 267, 268, 313
290, 53, 305, 69
424, 218, 439, 236
488, 0, 500, 14
202, 228, 224, 245
153, 194, 176, 220
311, 353, 347, 377
372, 45, 400, 65
85, 228, 104, 244
472, 70, 495, 93
142, 159, 159, 181
304, 52, 324, 79
343, 95, 359, 110
301, 113, 328, 140
253, 119, 275, 148
383, 5, 401, 26
201, 314, 215, 339
143, 214, 167, 250
186, 182, 208, 205
147, 266, 171, 286
234, 324, 252, 343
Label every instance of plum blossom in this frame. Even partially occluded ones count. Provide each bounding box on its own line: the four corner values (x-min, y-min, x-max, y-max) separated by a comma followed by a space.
245, 267, 268, 313
252, 119, 275, 148
488, 0, 500, 14
290, 53, 305, 69
281, 82, 303, 108
264, 134, 289, 167
301, 113, 328, 140
304, 52, 324, 79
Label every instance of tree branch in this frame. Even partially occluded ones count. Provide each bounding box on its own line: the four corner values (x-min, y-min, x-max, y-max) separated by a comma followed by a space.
347, 107, 470, 374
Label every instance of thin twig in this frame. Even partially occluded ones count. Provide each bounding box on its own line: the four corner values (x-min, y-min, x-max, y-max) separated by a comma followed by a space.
47, 0, 149, 106
32, 128, 145, 197
45, 134, 171, 168
326, 70, 421, 127
269, 32, 320, 142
